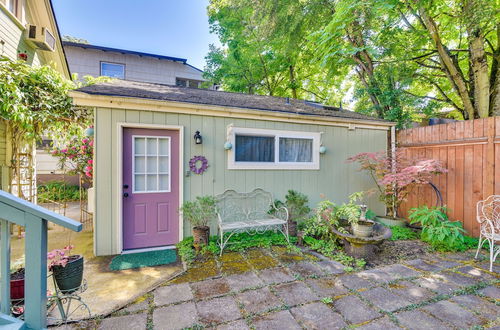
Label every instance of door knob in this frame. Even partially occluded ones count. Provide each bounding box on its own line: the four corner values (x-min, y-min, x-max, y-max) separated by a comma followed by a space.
123, 184, 129, 189
123, 193, 129, 198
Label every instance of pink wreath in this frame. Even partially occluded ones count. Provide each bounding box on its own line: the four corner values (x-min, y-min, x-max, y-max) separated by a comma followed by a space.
189, 156, 208, 174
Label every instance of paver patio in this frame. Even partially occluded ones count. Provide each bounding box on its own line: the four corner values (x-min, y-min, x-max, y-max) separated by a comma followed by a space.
63, 247, 498, 329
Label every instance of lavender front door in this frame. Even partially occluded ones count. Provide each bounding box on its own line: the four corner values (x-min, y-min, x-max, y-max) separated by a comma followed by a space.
122, 128, 180, 250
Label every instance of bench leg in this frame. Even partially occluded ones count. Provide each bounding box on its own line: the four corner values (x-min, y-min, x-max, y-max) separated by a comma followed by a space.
282, 222, 290, 243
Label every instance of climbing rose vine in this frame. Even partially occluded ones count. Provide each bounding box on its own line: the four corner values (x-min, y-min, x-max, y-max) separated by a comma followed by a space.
347, 151, 446, 218
51, 134, 94, 183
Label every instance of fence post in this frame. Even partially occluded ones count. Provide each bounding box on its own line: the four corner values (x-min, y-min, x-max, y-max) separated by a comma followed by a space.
0, 219, 10, 315
484, 118, 495, 198
24, 214, 48, 329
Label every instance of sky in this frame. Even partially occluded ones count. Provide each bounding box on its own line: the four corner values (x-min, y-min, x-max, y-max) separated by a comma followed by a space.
52, 0, 221, 70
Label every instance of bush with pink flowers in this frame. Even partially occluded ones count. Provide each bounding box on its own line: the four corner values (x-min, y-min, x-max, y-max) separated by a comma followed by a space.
51, 133, 94, 184
347, 151, 446, 218
47, 245, 75, 270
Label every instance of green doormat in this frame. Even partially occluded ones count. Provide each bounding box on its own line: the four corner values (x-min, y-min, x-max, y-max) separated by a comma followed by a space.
110, 249, 177, 271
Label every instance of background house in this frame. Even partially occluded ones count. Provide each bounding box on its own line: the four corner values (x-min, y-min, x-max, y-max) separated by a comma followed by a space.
71, 80, 394, 256
0, 0, 69, 198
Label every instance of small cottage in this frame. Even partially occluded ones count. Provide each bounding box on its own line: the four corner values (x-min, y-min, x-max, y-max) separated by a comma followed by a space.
71, 80, 395, 256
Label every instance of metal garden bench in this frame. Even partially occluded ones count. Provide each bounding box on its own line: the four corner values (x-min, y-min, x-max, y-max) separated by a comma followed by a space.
215, 189, 289, 255
475, 195, 500, 272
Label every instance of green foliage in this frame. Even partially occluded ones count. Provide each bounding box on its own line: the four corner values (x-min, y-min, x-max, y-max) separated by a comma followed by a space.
388, 226, 419, 241
303, 236, 365, 271
409, 206, 466, 251
179, 196, 217, 227
176, 237, 197, 266
274, 190, 311, 223
365, 209, 377, 221
37, 181, 82, 202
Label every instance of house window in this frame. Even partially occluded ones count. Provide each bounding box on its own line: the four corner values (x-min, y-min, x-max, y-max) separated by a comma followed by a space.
6, 0, 19, 17
100, 62, 125, 79
133, 136, 170, 193
176, 78, 201, 88
228, 127, 320, 170
175, 78, 187, 87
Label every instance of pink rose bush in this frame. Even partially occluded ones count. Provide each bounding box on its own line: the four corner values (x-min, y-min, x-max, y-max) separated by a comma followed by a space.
347, 151, 446, 218
52, 134, 94, 184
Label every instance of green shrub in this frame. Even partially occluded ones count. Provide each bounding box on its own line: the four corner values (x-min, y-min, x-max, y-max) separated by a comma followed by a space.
38, 181, 82, 202
389, 226, 419, 241
409, 206, 466, 251
179, 196, 217, 227
303, 236, 365, 271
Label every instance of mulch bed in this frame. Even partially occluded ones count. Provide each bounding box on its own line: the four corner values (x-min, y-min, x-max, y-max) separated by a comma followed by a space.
365, 239, 431, 268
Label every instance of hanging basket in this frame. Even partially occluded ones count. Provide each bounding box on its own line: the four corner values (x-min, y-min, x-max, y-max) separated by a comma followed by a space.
51, 255, 84, 293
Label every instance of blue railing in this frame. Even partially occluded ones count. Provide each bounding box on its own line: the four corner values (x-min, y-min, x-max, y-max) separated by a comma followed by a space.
0, 190, 82, 329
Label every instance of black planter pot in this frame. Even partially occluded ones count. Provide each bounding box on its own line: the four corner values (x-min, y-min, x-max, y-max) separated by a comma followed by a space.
52, 255, 84, 293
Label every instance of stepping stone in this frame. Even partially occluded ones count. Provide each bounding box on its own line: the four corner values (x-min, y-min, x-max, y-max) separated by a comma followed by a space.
404, 259, 442, 272
476, 262, 500, 274
478, 286, 500, 300
252, 310, 301, 330
190, 277, 230, 300
415, 275, 460, 295
287, 261, 324, 278
388, 280, 435, 303
216, 319, 249, 330
333, 295, 381, 324
395, 310, 448, 330
123, 297, 149, 313
451, 294, 500, 321
422, 300, 481, 328
359, 287, 412, 312
356, 316, 401, 330
273, 281, 318, 306
236, 287, 282, 315
337, 274, 374, 290
431, 258, 461, 269
456, 266, 496, 280
196, 296, 242, 325
98, 314, 147, 330
316, 260, 345, 275
378, 264, 421, 279
154, 283, 193, 306
439, 271, 480, 287
153, 302, 198, 330
305, 276, 349, 297
358, 268, 395, 283
258, 267, 295, 285
290, 302, 347, 330
226, 271, 263, 292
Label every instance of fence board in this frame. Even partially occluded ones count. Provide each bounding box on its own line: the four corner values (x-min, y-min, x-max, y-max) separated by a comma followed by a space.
397, 117, 499, 237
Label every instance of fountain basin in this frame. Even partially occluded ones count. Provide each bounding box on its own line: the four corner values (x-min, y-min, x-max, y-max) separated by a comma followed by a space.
332, 223, 392, 260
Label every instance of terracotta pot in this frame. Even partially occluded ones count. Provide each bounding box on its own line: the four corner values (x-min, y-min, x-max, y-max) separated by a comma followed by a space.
10, 268, 25, 300
352, 221, 375, 238
375, 216, 406, 227
51, 255, 84, 293
193, 226, 210, 250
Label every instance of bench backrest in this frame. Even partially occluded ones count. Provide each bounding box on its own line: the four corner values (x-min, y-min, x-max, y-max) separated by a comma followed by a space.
215, 188, 274, 223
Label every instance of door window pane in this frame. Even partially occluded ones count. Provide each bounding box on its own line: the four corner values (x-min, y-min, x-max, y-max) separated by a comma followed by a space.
134, 156, 146, 173
146, 138, 157, 155
134, 175, 145, 192
159, 156, 169, 172
134, 138, 145, 155
159, 139, 169, 155
235, 135, 275, 162
159, 174, 169, 191
279, 138, 313, 162
146, 156, 157, 173
146, 174, 157, 191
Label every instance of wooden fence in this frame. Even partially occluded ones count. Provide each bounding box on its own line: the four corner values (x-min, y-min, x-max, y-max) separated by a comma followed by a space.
397, 117, 500, 237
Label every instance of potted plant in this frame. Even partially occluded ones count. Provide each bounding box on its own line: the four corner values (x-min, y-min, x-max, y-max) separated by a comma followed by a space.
180, 196, 216, 251
279, 190, 311, 237
336, 192, 375, 237
48, 245, 84, 293
10, 257, 25, 301
347, 151, 446, 227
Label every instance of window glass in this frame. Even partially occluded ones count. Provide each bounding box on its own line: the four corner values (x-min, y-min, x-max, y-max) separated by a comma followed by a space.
101, 62, 125, 79
7, 0, 19, 17
188, 80, 200, 88
235, 135, 275, 162
279, 137, 313, 162
176, 78, 187, 87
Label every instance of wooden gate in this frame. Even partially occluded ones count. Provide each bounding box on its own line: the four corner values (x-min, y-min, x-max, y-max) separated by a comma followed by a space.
397, 117, 500, 237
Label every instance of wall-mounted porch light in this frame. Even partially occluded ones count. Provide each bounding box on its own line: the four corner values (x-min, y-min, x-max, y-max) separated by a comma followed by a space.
194, 131, 203, 144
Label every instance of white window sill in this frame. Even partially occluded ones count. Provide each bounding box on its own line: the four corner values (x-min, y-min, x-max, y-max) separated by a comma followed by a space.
0, 3, 24, 30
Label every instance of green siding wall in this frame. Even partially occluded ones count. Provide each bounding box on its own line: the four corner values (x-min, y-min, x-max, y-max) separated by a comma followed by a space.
94, 107, 389, 256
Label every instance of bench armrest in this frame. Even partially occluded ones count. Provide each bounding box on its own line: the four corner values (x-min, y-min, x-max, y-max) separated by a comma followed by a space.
273, 205, 289, 222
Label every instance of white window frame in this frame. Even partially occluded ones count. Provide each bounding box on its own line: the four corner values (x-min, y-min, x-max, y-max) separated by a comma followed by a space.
132, 135, 171, 193
228, 127, 321, 170
100, 61, 125, 79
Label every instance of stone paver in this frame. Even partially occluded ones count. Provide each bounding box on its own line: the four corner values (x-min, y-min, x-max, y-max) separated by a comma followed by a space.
379, 264, 421, 279
404, 259, 442, 272
154, 283, 193, 306
273, 281, 318, 306
456, 265, 496, 280
153, 302, 198, 330
337, 273, 374, 290
359, 287, 412, 312
451, 294, 500, 321
290, 302, 347, 330
395, 310, 449, 330
415, 275, 460, 295
287, 261, 324, 278
252, 310, 301, 330
388, 280, 435, 303
257, 267, 295, 285
236, 287, 282, 315
431, 258, 461, 269
123, 297, 149, 313
226, 271, 263, 292
333, 295, 381, 324
190, 277, 230, 300
98, 313, 147, 329
316, 259, 345, 275
479, 286, 500, 300
305, 276, 349, 297
356, 316, 401, 330
196, 296, 242, 325
216, 319, 250, 330
423, 300, 482, 328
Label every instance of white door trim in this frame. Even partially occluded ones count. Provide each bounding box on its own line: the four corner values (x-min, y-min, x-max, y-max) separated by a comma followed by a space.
116, 122, 184, 254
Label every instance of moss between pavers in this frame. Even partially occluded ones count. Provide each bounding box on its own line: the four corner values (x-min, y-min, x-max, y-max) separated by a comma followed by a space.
170, 259, 220, 284
220, 260, 254, 275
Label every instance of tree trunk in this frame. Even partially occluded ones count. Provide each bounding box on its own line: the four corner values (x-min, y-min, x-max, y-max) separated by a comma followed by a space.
469, 32, 490, 118
289, 65, 298, 99
490, 25, 500, 116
